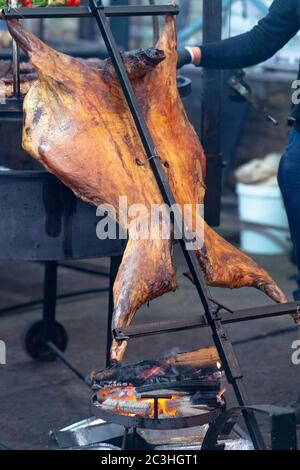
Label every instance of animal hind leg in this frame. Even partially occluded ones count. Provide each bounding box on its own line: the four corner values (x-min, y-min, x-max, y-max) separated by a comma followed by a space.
195, 222, 287, 304
110, 237, 177, 364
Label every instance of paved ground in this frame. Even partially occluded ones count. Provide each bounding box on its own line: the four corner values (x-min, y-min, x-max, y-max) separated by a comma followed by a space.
0, 210, 299, 449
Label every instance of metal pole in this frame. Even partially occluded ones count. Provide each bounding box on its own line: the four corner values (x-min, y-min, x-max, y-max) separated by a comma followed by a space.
3, 5, 180, 20
42, 261, 58, 341
110, 0, 129, 49
47, 341, 87, 383
202, 0, 223, 226
11, 0, 20, 99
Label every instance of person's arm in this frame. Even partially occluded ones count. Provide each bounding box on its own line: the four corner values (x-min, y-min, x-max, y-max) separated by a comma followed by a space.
178, 0, 299, 69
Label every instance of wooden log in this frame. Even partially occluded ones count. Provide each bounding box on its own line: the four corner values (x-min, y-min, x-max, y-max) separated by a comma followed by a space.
165, 396, 191, 412
91, 346, 221, 386
102, 398, 152, 416
164, 397, 214, 417
165, 346, 220, 368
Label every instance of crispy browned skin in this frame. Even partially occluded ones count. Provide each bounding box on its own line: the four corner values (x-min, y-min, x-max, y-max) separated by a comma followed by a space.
0, 58, 102, 97
7, 17, 287, 364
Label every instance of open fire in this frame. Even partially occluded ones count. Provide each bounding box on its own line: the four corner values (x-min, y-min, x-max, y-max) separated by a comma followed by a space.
92, 347, 226, 419
97, 385, 178, 417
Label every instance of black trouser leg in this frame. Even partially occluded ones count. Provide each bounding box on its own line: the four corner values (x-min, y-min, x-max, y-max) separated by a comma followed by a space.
278, 129, 300, 300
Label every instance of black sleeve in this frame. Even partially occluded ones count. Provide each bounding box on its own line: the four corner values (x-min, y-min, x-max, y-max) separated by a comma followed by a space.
200, 0, 299, 69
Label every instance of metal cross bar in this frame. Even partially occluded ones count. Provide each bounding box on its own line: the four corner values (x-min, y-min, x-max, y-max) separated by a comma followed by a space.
113, 301, 300, 340
89, 0, 264, 449
1, 4, 179, 20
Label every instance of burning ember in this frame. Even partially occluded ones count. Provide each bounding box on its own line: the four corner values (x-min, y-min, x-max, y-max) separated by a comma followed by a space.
92, 347, 226, 419
97, 385, 178, 418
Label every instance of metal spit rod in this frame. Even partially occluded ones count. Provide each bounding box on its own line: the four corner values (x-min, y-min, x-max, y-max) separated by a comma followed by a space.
2, 5, 180, 19
10, 0, 21, 99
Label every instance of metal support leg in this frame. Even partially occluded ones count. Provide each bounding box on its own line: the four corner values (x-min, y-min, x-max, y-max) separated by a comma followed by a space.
202, 405, 297, 450
106, 255, 123, 367
42, 260, 58, 341
121, 427, 129, 450
23, 260, 68, 362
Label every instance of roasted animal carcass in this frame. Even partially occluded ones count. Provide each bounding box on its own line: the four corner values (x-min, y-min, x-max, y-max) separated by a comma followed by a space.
0, 58, 103, 97
6, 17, 290, 364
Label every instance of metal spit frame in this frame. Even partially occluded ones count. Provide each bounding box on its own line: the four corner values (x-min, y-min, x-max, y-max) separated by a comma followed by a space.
1, 1, 299, 450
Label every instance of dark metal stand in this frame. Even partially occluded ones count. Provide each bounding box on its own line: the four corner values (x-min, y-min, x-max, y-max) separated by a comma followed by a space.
22, 256, 120, 373
114, 301, 300, 339
2, 1, 297, 450
201, 405, 297, 451
42, 261, 59, 344
23, 260, 68, 363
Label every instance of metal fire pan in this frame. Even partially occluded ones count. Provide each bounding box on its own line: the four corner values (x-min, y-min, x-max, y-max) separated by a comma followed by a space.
91, 394, 221, 430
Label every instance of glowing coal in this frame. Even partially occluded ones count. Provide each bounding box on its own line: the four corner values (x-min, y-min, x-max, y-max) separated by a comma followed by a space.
91, 347, 225, 419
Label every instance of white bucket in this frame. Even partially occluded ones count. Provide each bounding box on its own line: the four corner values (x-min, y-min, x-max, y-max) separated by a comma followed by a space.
236, 182, 289, 254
